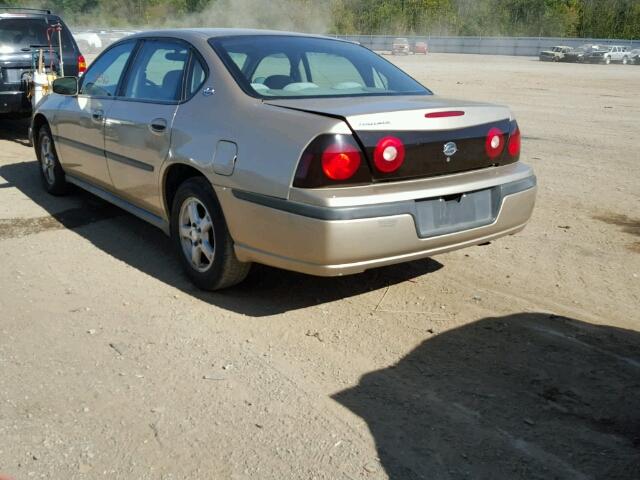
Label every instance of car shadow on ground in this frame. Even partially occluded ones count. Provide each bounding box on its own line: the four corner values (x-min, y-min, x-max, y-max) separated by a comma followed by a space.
333, 312, 640, 479
0, 159, 442, 317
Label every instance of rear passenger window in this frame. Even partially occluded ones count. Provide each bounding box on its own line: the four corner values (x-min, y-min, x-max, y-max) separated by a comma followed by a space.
123, 40, 188, 102
188, 56, 206, 97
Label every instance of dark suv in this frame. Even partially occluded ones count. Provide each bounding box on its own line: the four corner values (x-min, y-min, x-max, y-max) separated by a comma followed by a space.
0, 7, 84, 117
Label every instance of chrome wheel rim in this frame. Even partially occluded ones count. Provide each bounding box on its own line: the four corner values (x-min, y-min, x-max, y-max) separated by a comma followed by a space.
40, 136, 55, 185
178, 197, 215, 273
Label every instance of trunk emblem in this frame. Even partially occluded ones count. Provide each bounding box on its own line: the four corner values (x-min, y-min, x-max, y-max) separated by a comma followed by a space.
443, 142, 458, 161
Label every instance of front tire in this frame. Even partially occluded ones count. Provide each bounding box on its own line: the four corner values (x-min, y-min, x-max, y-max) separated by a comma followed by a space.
622, 56, 628, 65
170, 177, 251, 291
36, 125, 69, 195
605, 56, 611, 65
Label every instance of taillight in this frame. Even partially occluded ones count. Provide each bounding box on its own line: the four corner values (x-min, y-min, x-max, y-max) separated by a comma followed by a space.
322, 143, 361, 180
78, 55, 87, 75
373, 136, 405, 173
485, 127, 505, 159
293, 134, 371, 188
508, 126, 521, 158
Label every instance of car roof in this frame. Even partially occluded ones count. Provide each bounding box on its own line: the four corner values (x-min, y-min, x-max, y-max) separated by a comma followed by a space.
125, 28, 338, 42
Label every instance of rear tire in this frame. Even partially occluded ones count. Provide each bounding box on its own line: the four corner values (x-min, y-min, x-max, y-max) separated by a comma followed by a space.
36, 125, 69, 195
170, 177, 251, 291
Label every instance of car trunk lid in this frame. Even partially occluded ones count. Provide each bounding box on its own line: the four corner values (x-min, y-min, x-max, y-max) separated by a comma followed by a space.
266, 96, 518, 181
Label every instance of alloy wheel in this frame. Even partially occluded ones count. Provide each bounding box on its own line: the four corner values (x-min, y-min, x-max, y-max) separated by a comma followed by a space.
40, 135, 56, 185
178, 197, 215, 272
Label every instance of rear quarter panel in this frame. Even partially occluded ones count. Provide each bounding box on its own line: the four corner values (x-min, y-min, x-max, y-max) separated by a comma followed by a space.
166, 39, 349, 201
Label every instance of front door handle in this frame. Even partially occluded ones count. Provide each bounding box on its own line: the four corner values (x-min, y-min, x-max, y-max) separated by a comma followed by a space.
92, 109, 104, 122
150, 118, 167, 134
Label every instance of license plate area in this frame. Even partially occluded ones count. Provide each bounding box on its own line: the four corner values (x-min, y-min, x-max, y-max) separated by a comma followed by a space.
415, 187, 497, 238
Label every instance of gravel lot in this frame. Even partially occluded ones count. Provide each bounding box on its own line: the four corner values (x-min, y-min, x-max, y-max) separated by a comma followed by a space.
0, 53, 639, 479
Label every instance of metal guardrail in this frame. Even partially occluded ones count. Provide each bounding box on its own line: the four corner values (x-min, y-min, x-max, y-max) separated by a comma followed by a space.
332, 35, 640, 56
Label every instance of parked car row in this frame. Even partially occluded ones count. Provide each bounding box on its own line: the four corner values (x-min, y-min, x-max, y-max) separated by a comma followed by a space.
539, 44, 639, 65
392, 38, 428, 55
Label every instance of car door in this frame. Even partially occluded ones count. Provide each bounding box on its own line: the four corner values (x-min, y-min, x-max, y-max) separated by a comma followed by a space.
103, 39, 190, 216
53, 41, 136, 188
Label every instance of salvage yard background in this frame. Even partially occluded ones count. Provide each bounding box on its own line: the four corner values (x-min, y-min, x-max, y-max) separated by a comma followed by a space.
333, 34, 640, 55
0, 51, 638, 479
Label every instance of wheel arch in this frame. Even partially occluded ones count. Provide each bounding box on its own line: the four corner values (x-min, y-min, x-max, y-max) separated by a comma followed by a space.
31, 113, 50, 146
162, 162, 210, 219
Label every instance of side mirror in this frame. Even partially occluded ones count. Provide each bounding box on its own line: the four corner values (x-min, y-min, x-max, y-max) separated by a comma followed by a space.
52, 77, 79, 96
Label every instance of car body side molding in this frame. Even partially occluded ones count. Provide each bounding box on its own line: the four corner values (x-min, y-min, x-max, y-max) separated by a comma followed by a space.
55, 135, 155, 172
106, 150, 155, 172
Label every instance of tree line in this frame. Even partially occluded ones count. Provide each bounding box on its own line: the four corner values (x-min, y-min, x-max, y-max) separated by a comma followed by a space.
3, 0, 639, 39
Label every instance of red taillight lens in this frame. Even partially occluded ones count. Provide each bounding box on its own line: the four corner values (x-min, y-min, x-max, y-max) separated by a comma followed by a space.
485, 127, 505, 159
294, 134, 371, 188
508, 127, 521, 157
321, 143, 361, 180
373, 136, 405, 173
78, 55, 87, 75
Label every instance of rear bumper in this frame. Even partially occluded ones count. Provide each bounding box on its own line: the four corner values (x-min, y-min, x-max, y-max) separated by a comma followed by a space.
217, 163, 537, 277
0, 90, 30, 115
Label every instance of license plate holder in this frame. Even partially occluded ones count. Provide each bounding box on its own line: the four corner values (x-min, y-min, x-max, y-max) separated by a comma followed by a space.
415, 188, 496, 238
2, 68, 25, 84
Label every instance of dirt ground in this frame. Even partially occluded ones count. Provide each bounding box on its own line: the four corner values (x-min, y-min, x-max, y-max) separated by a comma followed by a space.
0, 53, 638, 480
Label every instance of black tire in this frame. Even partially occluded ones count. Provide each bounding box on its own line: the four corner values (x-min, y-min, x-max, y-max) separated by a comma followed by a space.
36, 125, 69, 195
622, 56, 628, 65
170, 177, 251, 290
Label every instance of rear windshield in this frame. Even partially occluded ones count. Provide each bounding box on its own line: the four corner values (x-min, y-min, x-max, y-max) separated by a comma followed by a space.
0, 17, 73, 50
210, 35, 430, 99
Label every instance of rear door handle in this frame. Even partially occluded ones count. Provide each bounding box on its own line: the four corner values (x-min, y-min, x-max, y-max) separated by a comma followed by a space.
150, 118, 167, 134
